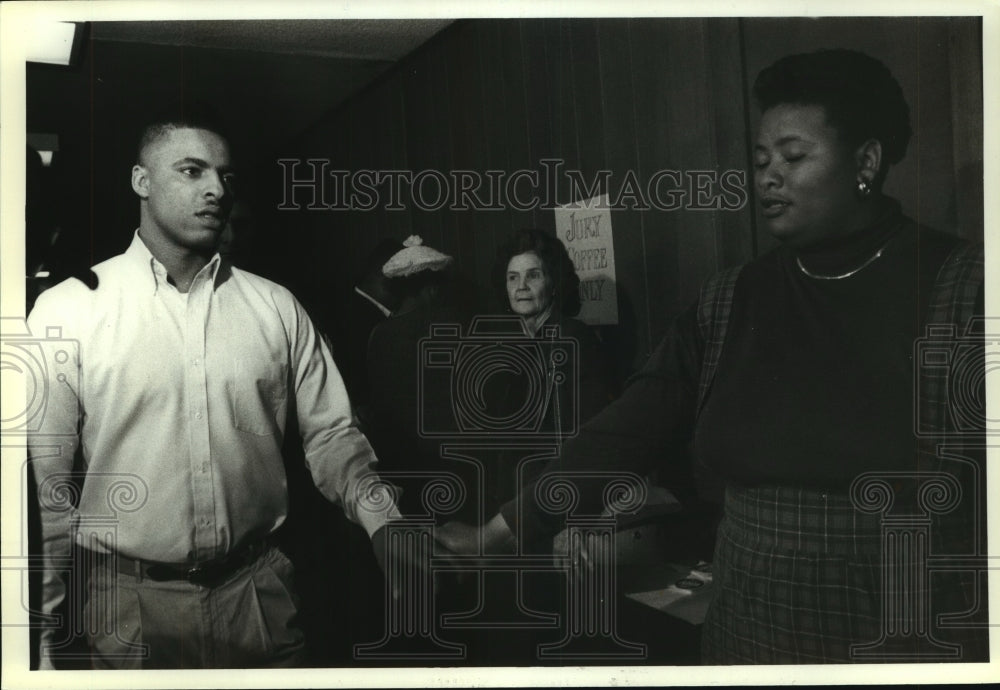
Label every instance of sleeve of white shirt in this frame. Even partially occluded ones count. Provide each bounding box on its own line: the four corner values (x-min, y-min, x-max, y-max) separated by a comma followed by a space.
25, 283, 87, 669
285, 293, 401, 535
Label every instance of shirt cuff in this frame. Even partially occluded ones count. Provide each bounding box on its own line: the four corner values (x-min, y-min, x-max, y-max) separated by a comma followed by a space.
352, 477, 404, 537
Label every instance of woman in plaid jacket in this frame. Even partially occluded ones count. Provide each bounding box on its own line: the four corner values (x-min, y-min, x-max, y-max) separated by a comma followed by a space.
439, 49, 986, 664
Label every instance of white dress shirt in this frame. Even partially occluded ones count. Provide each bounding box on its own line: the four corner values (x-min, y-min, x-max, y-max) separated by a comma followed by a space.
28, 233, 398, 644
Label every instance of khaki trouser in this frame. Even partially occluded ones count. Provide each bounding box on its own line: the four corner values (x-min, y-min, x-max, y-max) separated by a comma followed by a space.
85, 545, 307, 669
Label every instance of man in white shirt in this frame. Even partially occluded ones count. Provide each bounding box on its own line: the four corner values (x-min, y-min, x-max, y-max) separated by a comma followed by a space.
28, 113, 400, 669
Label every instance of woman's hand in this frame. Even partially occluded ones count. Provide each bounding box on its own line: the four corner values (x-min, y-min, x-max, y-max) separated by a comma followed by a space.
435, 521, 480, 555
436, 514, 517, 555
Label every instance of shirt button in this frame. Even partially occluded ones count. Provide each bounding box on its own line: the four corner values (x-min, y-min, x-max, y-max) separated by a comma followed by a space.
201, 463, 208, 473
192, 358, 201, 366
195, 412, 203, 420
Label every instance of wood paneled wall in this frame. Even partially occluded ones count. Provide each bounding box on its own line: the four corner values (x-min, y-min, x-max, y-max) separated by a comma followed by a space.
27, 18, 980, 375
285, 17, 980, 374
286, 19, 755, 371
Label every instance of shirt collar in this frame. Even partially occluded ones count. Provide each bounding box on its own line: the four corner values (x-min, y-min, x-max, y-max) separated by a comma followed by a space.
126, 230, 223, 294
354, 286, 392, 317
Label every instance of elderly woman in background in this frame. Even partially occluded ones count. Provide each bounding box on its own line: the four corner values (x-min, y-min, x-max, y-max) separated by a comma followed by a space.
438, 50, 985, 663
461, 228, 616, 526
492, 228, 614, 429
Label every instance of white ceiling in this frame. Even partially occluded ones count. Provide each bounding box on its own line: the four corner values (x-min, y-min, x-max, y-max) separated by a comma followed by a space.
90, 19, 454, 62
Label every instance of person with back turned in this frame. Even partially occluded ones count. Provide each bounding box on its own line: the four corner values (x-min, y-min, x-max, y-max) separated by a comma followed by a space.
327, 237, 404, 421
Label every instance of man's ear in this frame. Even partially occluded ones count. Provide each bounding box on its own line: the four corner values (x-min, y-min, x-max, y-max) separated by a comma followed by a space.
131, 165, 150, 199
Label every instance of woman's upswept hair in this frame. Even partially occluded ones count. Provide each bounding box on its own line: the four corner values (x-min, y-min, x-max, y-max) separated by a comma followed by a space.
493, 228, 581, 317
753, 49, 912, 171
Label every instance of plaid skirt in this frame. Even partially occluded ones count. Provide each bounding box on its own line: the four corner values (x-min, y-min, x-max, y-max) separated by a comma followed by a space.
700, 484, 987, 664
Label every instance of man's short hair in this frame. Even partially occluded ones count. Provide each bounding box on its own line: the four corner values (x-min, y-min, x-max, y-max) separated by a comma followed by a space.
136, 101, 231, 165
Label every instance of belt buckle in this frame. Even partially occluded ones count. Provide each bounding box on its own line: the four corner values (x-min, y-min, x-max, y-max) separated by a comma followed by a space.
185, 564, 206, 583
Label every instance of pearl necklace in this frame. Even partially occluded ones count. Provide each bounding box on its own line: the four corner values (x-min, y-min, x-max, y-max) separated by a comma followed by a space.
795, 238, 893, 280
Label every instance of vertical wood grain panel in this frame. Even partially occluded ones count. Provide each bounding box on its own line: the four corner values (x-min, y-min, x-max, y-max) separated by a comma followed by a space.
947, 18, 984, 240
379, 75, 413, 244
521, 20, 556, 231
628, 18, 682, 348
546, 19, 579, 211
596, 19, 649, 370
288, 18, 975, 377
707, 19, 757, 270
403, 39, 450, 254
664, 20, 720, 314
445, 22, 488, 303
476, 20, 517, 309
498, 21, 534, 239
570, 19, 608, 189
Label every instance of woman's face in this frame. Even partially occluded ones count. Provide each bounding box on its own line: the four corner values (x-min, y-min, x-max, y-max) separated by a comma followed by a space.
506, 251, 554, 318
754, 103, 863, 247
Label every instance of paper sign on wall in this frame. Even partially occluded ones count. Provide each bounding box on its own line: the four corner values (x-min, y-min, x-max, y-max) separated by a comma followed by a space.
553, 194, 618, 325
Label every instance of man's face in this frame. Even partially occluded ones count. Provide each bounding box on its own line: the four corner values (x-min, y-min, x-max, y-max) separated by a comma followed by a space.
132, 127, 235, 253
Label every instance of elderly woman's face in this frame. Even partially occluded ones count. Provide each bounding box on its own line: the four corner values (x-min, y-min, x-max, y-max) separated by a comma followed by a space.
506, 251, 554, 318
754, 103, 861, 247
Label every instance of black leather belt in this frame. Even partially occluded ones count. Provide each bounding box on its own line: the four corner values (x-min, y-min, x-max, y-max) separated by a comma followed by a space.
95, 537, 275, 587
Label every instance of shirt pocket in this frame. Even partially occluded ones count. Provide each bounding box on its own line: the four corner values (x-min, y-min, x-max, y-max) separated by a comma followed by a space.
230, 358, 289, 436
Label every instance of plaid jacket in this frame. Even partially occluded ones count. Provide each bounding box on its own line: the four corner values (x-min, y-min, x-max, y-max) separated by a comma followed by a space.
694, 241, 987, 664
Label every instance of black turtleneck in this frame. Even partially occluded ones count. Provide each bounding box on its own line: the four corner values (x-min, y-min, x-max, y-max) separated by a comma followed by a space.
500, 199, 968, 537
695, 199, 958, 490
793, 198, 904, 276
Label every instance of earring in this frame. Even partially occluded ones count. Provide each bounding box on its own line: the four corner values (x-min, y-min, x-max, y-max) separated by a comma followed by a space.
856, 178, 872, 198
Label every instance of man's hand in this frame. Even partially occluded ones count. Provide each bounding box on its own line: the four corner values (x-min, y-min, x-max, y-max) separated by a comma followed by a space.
370, 522, 434, 601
